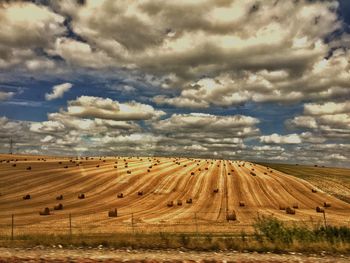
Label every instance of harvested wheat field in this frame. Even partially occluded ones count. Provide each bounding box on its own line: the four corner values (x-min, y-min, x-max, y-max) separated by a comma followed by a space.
0, 154, 349, 235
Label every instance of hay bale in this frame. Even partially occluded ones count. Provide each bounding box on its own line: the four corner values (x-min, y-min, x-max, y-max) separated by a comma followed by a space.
117, 193, 124, 198
198, 168, 201, 171
226, 210, 237, 221
114, 166, 117, 168
205, 167, 208, 170
279, 205, 286, 210
213, 188, 219, 193
96, 165, 100, 168
54, 203, 63, 210
26, 166, 31, 170
239, 201, 245, 207
78, 193, 85, 199
23, 194, 31, 200
316, 206, 324, 213
183, 164, 187, 167
324, 202, 331, 208
12, 164, 16, 167
147, 169, 151, 172
311, 189, 317, 193
137, 191, 143, 196
108, 208, 118, 217
264, 172, 267, 175
228, 173, 231, 175
56, 195, 63, 200
177, 200, 182, 206
127, 170, 131, 174
167, 201, 174, 207
250, 172, 256, 176
186, 198, 192, 204
39, 207, 50, 216
292, 203, 299, 209
191, 172, 195, 175
286, 207, 295, 215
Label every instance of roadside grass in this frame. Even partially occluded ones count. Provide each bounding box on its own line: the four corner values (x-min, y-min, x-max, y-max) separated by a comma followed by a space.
1, 216, 350, 254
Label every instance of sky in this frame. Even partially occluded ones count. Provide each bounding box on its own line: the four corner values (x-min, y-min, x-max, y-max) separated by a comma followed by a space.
0, 0, 349, 167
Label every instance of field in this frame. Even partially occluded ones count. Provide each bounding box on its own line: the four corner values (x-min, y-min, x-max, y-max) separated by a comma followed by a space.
259, 163, 350, 204
0, 154, 350, 236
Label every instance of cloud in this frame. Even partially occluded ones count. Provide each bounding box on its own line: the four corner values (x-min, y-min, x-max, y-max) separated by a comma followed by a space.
64, 96, 166, 121
286, 101, 350, 140
260, 133, 302, 144
304, 101, 350, 115
0, 1, 65, 69
0, 91, 14, 101
45, 82, 73, 101
154, 113, 260, 136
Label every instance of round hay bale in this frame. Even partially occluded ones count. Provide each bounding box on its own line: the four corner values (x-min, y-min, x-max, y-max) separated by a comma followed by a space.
147, 169, 151, 172
54, 203, 63, 210
191, 172, 195, 175
177, 200, 182, 206
186, 198, 192, 204
292, 203, 299, 209
117, 193, 124, 198
311, 189, 317, 193
264, 172, 267, 175
108, 208, 118, 217
205, 167, 208, 170
286, 207, 295, 215
250, 172, 256, 176
12, 164, 16, 167
213, 188, 219, 193
26, 166, 31, 170
239, 201, 245, 207
316, 206, 325, 213
78, 193, 85, 199
56, 195, 63, 200
226, 210, 237, 221
324, 202, 331, 208
96, 165, 100, 168
23, 194, 31, 200
127, 170, 131, 174
167, 201, 174, 207
39, 207, 50, 216
279, 205, 286, 210
137, 191, 143, 196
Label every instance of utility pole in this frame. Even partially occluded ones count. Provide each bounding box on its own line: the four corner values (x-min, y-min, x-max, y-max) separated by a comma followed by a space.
9, 138, 13, 155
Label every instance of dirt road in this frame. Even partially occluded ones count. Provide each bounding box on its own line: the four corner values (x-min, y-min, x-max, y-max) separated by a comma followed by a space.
0, 247, 349, 263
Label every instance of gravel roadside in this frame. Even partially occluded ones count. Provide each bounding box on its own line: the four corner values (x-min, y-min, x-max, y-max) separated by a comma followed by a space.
0, 247, 349, 263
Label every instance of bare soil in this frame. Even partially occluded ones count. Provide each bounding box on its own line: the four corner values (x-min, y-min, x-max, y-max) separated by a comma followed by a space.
0, 247, 349, 263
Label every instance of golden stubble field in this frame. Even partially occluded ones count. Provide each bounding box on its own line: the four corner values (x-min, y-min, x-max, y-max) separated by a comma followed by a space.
0, 154, 349, 235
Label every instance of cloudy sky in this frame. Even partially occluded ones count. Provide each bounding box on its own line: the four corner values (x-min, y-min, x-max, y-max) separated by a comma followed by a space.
0, 0, 349, 167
